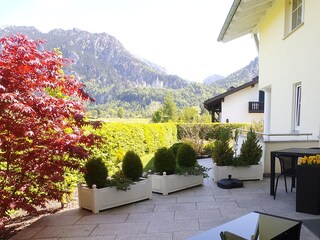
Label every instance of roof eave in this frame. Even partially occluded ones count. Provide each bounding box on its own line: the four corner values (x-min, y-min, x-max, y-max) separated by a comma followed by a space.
217, 0, 242, 42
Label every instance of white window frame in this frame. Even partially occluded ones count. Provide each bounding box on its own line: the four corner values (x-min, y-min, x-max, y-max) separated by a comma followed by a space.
291, 0, 304, 31
284, 0, 304, 36
293, 84, 301, 131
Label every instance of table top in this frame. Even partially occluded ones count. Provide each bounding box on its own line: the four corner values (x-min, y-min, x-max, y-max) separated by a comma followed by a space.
271, 148, 320, 156
188, 212, 301, 240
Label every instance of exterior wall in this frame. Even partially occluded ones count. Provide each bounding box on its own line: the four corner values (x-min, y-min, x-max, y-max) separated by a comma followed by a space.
262, 140, 319, 174
259, 0, 320, 140
220, 84, 263, 123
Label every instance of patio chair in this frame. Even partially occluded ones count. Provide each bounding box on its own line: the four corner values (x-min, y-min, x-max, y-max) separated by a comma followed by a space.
274, 155, 297, 199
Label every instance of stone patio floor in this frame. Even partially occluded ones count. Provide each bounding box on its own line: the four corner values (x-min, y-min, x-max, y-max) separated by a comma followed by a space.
10, 158, 320, 240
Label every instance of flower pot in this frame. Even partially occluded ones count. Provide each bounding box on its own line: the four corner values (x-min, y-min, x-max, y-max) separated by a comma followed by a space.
78, 177, 152, 213
296, 165, 320, 214
212, 163, 263, 182
151, 173, 203, 195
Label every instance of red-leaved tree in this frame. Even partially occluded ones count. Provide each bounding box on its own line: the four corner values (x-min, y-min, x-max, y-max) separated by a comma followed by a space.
0, 35, 97, 228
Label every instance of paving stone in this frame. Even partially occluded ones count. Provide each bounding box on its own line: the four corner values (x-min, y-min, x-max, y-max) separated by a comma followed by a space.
126, 211, 175, 222
106, 204, 155, 213
146, 219, 199, 233
177, 195, 214, 203
32, 224, 96, 238
31, 215, 82, 226
168, 188, 197, 197
75, 213, 128, 224
115, 232, 173, 240
199, 217, 234, 231
219, 206, 265, 219
91, 222, 148, 235
154, 202, 196, 212
196, 200, 238, 210
175, 209, 220, 220
34, 237, 115, 240
137, 196, 177, 205
61, 208, 93, 216
9, 227, 44, 240
173, 231, 202, 240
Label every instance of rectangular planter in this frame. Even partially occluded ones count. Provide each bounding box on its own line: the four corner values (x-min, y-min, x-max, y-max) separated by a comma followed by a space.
212, 163, 263, 182
151, 173, 203, 195
78, 177, 152, 213
296, 165, 320, 215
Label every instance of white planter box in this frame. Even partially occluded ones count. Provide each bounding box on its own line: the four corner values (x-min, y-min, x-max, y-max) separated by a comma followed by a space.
78, 177, 152, 213
151, 173, 204, 195
212, 163, 263, 182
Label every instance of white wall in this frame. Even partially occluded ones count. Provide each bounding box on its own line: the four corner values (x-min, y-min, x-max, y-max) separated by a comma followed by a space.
221, 84, 263, 123
259, 0, 320, 140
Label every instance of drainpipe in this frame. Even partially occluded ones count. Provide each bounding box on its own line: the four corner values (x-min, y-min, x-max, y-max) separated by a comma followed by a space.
253, 34, 259, 53
263, 89, 271, 141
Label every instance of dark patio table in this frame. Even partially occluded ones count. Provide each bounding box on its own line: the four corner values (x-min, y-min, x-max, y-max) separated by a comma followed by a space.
270, 148, 320, 196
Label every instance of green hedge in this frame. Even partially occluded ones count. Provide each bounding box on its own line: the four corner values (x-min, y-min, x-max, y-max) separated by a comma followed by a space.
87, 122, 177, 173
86, 122, 259, 174
176, 123, 251, 140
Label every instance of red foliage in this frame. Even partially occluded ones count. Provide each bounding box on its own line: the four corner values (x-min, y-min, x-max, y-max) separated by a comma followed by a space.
0, 35, 97, 229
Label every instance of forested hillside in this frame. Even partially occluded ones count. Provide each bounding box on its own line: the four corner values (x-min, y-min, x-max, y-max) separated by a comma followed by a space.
0, 26, 258, 117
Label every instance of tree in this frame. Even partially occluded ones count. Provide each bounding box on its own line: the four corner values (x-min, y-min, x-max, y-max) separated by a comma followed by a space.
117, 107, 125, 118
180, 106, 200, 123
0, 35, 98, 228
162, 94, 178, 122
151, 109, 163, 123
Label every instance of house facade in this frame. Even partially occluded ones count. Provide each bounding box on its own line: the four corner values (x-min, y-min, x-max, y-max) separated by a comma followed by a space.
219, 0, 320, 173
204, 77, 264, 123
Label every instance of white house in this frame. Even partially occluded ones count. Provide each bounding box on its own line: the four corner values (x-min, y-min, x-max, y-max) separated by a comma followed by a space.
218, 0, 320, 173
204, 77, 264, 123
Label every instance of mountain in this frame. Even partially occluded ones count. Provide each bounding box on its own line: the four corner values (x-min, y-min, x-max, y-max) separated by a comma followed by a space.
214, 57, 259, 89
203, 74, 225, 85
0, 26, 258, 117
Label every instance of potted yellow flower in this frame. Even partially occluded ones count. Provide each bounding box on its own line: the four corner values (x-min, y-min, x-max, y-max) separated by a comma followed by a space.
296, 155, 320, 215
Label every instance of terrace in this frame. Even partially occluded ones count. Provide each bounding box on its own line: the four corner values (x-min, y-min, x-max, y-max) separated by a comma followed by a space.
10, 158, 319, 240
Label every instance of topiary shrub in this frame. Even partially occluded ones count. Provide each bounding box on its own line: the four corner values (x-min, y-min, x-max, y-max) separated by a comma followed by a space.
237, 128, 262, 166
211, 129, 234, 166
122, 150, 143, 181
176, 143, 197, 167
153, 147, 176, 175
84, 157, 108, 189
169, 142, 183, 159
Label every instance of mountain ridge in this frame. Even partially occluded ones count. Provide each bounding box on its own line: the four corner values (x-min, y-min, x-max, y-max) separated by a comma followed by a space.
0, 26, 258, 117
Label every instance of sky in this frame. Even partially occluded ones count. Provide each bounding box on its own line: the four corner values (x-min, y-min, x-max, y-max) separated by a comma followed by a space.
0, 0, 258, 82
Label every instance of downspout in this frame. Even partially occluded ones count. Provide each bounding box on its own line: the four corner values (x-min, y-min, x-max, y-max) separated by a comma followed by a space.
253, 34, 260, 53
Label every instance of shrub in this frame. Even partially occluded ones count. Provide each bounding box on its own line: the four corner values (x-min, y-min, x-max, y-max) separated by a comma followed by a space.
202, 141, 215, 156
122, 150, 143, 181
176, 143, 197, 167
211, 129, 234, 166
237, 128, 263, 166
169, 142, 183, 159
153, 147, 176, 174
84, 157, 108, 189
107, 171, 134, 191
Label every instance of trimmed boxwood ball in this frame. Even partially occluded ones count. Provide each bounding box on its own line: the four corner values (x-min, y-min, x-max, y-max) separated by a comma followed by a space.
154, 147, 176, 175
177, 143, 197, 167
122, 150, 143, 181
169, 142, 183, 159
84, 157, 108, 189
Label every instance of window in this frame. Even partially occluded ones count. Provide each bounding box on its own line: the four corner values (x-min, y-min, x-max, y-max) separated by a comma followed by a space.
291, 0, 303, 30
284, 0, 304, 35
293, 84, 301, 131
